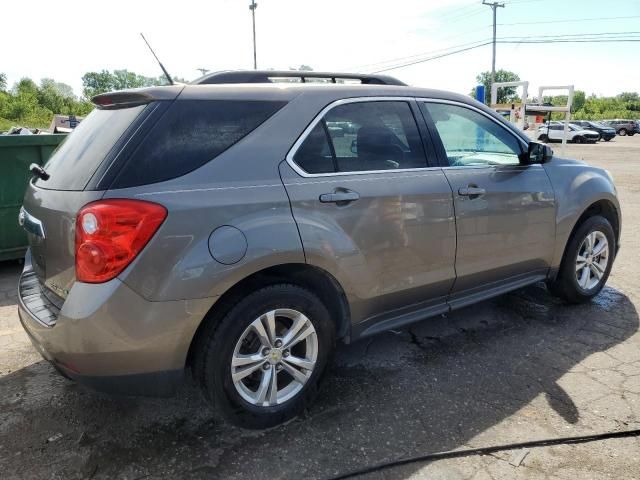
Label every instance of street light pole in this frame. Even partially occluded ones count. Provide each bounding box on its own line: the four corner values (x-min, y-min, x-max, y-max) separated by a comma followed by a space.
483, 0, 504, 97
249, 0, 258, 70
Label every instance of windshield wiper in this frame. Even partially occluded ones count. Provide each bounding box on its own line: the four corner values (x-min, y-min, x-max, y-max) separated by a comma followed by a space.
29, 163, 50, 181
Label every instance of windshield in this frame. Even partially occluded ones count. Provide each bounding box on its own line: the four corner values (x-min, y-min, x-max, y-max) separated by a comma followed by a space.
35, 105, 146, 191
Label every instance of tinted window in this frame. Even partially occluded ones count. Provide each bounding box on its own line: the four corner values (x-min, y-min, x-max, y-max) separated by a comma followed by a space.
424, 103, 522, 167
111, 100, 286, 188
326, 102, 427, 172
293, 122, 335, 174
36, 105, 145, 190
292, 101, 428, 174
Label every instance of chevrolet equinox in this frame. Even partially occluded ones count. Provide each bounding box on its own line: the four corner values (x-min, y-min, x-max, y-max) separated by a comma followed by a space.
18, 71, 621, 428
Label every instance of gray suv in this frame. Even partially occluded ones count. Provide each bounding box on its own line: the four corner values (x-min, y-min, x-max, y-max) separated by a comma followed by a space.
18, 72, 621, 428
603, 119, 638, 136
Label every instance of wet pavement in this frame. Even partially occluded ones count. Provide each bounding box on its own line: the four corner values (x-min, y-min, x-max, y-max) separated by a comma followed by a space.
1, 137, 639, 479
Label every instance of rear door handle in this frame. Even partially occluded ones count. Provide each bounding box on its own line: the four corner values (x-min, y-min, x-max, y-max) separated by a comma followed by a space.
319, 190, 360, 204
458, 186, 486, 197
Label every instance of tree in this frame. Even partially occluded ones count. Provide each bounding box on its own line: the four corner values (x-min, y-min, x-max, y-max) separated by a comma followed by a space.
0, 73, 6, 91
473, 70, 521, 104
81, 69, 158, 99
572, 90, 586, 113
617, 92, 639, 103
81, 70, 115, 99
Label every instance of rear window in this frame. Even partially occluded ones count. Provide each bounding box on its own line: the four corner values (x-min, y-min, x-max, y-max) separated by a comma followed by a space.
35, 105, 145, 190
110, 99, 286, 188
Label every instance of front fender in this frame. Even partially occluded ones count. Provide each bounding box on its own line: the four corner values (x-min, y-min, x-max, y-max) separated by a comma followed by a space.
544, 159, 620, 271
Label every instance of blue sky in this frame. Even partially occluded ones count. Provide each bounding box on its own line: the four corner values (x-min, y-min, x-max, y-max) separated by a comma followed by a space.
2, 0, 639, 97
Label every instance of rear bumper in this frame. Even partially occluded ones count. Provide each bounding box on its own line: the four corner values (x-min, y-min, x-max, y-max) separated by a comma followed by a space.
18, 250, 216, 396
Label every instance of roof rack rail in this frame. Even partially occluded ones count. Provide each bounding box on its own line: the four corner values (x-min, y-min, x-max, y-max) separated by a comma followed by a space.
191, 70, 407, 86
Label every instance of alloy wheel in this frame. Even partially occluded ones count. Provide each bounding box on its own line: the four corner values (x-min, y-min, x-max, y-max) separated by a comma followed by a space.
231, 309, 318, 407
575, 231, 609, 290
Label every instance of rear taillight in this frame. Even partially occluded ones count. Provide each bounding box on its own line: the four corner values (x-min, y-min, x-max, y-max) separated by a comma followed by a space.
75, 199, 167, 283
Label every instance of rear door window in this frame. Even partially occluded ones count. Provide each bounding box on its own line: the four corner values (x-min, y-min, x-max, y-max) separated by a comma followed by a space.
35, 105, 145, 190
292, 100, 428, 174
111, 100, 286, 188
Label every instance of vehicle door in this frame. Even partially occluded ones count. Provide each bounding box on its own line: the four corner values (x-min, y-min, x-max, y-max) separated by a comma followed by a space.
419, 100, 556, 306
279, 98, 456, 324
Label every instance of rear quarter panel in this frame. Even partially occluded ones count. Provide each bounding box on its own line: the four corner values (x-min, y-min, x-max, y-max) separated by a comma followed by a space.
108, 95, 315, 302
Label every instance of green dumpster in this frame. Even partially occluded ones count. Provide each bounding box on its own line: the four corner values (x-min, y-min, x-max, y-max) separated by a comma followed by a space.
0, 134, 66, 261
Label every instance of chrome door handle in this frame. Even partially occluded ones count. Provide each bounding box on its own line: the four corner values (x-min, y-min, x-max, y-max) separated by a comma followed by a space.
319, 191, 360, 204
458, 186, 486, 197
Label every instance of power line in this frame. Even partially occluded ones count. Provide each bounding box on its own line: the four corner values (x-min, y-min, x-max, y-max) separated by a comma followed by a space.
371, 42, 493, 73
349, 38, 493, 72
367, 34, 640, 73
498, 14, 640, 26
501, 38, 640, 44
499, 30, 640, 39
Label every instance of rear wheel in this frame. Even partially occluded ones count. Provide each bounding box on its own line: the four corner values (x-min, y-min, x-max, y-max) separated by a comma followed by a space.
619, 128, 627, 136
573, 136, 584, 144
547, 215, 615, 303
539, 134, 549, 143
196, 284, 335, 428
604, 138, 611, 142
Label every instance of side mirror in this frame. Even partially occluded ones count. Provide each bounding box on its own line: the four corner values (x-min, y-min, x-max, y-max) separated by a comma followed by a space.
521, 142, 553, 164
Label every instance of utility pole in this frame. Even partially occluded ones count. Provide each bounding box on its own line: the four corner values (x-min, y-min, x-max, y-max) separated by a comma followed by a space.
249, 0, 258, 69
483, 0, 504, 97
196, 68, 209, 76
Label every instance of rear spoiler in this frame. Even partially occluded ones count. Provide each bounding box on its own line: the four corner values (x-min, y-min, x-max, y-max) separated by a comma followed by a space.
92, 85, 184, 109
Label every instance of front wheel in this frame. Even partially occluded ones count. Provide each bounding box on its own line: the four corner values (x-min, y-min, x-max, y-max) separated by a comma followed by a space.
196, 284, 335, 428
573, 136, 584, 144
547, 215, 615, 303
619, 128, 627, 136
539, 134, 549, 143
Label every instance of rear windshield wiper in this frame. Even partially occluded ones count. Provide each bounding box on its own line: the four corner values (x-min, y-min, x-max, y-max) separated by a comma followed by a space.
30, 163, 50, 181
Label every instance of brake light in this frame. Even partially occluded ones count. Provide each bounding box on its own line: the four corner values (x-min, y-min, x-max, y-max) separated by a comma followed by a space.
75, 199, 167, 283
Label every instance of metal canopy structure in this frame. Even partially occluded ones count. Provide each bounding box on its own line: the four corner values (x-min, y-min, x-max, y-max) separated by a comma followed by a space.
490, 81, 575, 155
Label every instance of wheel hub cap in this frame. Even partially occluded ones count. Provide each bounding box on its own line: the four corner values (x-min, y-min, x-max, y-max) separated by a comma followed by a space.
268, 348, 283, 364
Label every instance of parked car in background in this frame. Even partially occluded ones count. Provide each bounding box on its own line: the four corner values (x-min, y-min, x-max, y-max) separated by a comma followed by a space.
603, 119, 638, 136
538, 122, 600, 144
18, 72, 621, 428
572, 121, 616, 142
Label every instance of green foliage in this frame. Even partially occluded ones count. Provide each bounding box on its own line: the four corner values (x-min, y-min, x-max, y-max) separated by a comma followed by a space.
80, 69, 185, 99
545, 90, 640, 121
0, 73, 7, 91
472, 70, 521, 104
81, 69, 160, 99
0, 76, 93, 130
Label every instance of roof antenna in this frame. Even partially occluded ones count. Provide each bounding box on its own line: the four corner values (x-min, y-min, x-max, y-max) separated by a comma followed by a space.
140, 33, 174, 85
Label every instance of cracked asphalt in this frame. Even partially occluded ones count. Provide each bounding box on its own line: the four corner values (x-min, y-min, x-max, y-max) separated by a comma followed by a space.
1, 137, 640, 479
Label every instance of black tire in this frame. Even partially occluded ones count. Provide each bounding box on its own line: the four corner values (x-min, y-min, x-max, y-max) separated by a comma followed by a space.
539, 134, 549, 143
604, 138, 611, 142
547, 215, 616, 304
619, 128, 627, 136
573, 136, 584, 144
196, 284, 335, 429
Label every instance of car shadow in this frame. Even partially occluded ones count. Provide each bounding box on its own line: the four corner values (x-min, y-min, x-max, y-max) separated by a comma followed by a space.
0, 282, 637, 480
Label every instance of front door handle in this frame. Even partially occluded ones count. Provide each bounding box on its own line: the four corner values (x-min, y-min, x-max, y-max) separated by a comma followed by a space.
458, 186, 486, 198
319, 190, 360, 204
